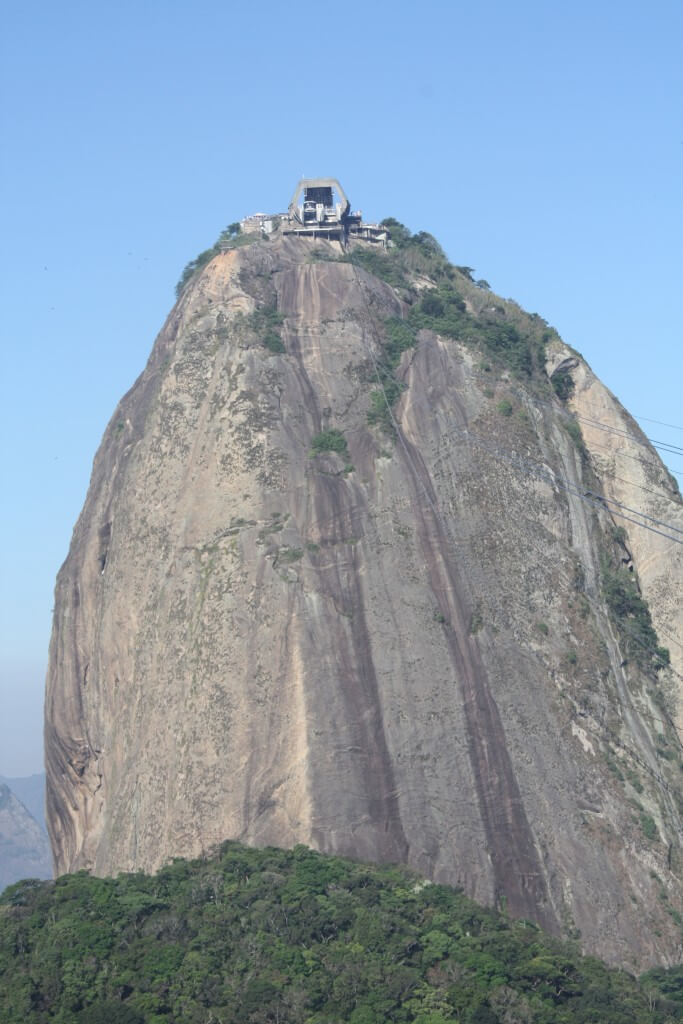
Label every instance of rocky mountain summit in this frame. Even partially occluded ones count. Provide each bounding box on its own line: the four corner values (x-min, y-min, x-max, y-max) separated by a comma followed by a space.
45, 215, 682, 969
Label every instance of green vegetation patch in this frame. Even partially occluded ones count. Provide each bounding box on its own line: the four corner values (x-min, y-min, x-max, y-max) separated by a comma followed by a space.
469, 609, 484, 634
348, 223, 549, 401
175, 247, 220, 298
363, 277, 547, 433
1, 842, 680, 1024
365, 317, 420, 434
245, 304, 286, 353
552, 368, 575, 401
175, 223, 248, 298
176, 215, 554, 391
564, 416, 587, 457
310, 428, 349, 458
640, 812, 659, 841
277, 546, 303, 564
344, 245, 411, 290
370, 219, 550, 379
565, 647, 578, 667
601, 560, 670, 673
605, 750, 625, 781
409, 285, 541, 379
343, 222, 453, 291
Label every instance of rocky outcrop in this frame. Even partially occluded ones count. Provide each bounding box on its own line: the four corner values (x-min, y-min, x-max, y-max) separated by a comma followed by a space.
0, 773, 47, 833
546, 342, 683, 736
45, 233, 682, 968
0, 783, 52, 890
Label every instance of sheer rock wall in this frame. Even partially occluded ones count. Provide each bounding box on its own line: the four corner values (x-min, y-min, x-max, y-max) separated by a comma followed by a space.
45, 236, 682, 968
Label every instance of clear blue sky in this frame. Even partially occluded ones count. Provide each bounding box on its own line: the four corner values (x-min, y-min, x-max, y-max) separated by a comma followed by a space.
1, 0, 681, 776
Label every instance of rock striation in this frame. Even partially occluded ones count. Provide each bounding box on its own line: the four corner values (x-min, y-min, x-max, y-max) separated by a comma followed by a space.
45, 229, 682, 968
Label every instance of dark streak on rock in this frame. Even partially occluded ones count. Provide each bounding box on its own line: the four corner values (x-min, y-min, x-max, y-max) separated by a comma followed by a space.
396, 383, 558, 934
279, 264, 409, 865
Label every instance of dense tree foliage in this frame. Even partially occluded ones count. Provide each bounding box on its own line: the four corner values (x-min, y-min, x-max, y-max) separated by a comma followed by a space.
244, 304, 286, 353
551, 368, 575, 401
310, 429, 350, 458
601, 558, 671, 673
1, 843, 680, 1023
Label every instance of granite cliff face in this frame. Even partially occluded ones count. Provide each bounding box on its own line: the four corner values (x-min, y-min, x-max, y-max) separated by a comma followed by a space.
45, 230, 682, 968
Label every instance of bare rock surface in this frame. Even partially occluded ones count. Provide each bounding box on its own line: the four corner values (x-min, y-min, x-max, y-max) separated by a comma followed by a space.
547, 342, 683, 735
45, 234, 682, 968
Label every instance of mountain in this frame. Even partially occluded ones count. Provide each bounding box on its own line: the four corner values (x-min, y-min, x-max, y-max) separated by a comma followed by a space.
44, 208, 682, 969
0, 782, 51, 891
2, 841, 682, 1024
0, 773, 47, 833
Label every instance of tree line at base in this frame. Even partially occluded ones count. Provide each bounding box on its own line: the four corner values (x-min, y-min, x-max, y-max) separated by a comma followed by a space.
1, 841, 681, 1023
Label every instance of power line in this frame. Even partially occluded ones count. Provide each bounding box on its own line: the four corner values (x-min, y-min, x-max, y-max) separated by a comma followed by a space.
578, 419, 683, 456
344, 261, 683, 650
634, 414, 683, 432
657, 625, 683, 654
592, 496, 683, 536
268, 467, 683, 667
266, 398, 683, 666
558, 431, 683, 477
651, 443, 683, 459
428, 421, 683, 683
441, 440, 683, 673
603, 471, 681, 504
463, 405, 682, 499
575, 418, 683, 457
616, 617, 683, 680
514, 391, 683, 461
267, 278, 683, 743
429, 432, 683, 729
347, 265, 680, 756
266, 437, 680, 519
429, 421, 683, 545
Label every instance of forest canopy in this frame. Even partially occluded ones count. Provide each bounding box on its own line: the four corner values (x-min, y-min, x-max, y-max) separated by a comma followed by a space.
1, 841, 681, 1023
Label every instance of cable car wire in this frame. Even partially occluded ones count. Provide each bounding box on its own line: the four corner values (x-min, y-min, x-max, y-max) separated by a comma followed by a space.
634, 415, 683, 432
346, 258, 683, 654
429, 420, 683, 543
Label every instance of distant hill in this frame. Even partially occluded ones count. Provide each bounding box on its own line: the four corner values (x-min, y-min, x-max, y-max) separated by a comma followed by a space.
0, 773, 46, 833
1, 841, 681, 1023
0, 782, 51, 892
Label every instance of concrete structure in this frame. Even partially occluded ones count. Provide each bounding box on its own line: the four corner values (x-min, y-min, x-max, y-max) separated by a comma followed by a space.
284, 178, 388, 245
288, 178, 350, 231
236, 179, 389, 246
238, 213, 285, 236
